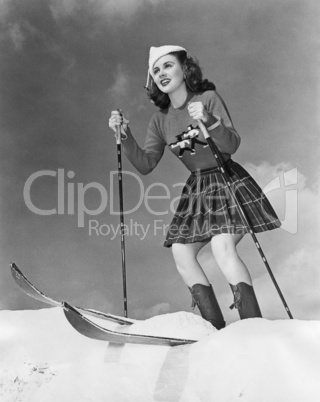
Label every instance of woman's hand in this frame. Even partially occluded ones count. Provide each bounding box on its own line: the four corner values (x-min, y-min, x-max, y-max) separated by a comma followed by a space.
187, 102, 210, 124
108, 110, 130, 133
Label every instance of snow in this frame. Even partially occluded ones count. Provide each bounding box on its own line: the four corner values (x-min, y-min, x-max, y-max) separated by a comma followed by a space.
122, 311, 216, 340
0, 308, 319, 402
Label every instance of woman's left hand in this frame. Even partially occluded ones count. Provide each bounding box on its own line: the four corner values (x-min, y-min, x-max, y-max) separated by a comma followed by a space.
187, 102, 210, 123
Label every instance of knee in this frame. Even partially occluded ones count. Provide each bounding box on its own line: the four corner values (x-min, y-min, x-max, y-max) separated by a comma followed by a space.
172, 243, 197, 267
211, 237, 238, 266
172, 244, 187, 267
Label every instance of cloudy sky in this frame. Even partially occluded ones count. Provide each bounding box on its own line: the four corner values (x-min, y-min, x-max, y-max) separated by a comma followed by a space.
1, 0, 319, 323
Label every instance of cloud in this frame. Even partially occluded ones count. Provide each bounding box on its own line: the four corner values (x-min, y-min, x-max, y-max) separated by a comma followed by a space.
0, 0, 9, 20
7, 23, 25, 51
49, 0, 78, 20
248, 163, 320, 319
243, 161, 320, 233
243, 161, 298, 186
106, 64, 130, 105
50, 0, 164, 21
5, 20, 41, 52
256, 246, 320, 321
3, 18, 52, 53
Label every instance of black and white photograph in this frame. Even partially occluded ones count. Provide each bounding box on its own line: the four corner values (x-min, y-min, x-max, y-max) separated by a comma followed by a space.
1, 0, 319, 400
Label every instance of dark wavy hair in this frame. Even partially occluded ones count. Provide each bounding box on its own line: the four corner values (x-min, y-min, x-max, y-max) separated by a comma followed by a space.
145, 51, 216, 109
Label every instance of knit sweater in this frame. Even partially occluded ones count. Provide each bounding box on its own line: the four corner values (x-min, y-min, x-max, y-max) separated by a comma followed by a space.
121, 90, 241, 174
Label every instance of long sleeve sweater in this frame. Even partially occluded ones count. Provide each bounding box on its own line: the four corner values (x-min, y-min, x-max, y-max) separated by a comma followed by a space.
121, 90, 241, 175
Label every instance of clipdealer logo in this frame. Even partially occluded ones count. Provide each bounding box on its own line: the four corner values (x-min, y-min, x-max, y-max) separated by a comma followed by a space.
23, 169, 184, 228
23, 167, 298, 235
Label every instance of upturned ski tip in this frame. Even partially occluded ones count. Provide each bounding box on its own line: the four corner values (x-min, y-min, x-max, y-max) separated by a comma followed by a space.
10, 262, 22, 276
62, 301, 197, 346
10, 261, 17, 270
9, 262, 135, 325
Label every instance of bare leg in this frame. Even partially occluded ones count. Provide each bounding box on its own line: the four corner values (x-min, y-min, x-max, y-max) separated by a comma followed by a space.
210, 234, 252, 285
171, 241, 208, 287
172, 241, 226, 329
210, 234, 262, 319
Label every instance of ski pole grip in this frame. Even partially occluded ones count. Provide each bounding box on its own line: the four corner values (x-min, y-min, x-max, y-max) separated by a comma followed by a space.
115, 126, 121, 145
197, 120, 210, 139
115, 109, 123, 145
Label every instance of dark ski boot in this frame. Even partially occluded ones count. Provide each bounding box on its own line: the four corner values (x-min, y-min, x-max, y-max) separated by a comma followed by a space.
189, 284, 226, 330
229, 282, 262, 319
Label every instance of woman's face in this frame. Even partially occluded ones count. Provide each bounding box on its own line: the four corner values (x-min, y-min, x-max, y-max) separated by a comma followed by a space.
152, 54, 185, 94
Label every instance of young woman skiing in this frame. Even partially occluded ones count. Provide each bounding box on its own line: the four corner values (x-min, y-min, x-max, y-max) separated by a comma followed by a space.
108, 45, 281, 330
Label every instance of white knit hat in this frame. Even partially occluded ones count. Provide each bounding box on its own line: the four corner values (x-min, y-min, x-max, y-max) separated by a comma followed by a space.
146, 45, 187, 88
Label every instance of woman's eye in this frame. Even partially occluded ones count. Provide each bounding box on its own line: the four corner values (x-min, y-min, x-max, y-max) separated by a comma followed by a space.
153, 63, 173, 75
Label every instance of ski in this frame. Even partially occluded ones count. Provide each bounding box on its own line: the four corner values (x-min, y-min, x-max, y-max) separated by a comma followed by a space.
10, 262, 135, 326
62, 301, 196, 346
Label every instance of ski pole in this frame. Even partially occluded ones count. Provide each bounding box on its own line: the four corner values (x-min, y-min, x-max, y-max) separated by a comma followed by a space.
197, 120, 293, 319
115, 110, 128, 318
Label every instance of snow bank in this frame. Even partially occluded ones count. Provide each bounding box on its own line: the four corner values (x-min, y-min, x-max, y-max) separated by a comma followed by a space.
0, 308, 319, 402
123, 311, 216, 340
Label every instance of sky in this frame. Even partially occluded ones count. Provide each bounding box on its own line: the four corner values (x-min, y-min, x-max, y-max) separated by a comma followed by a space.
1, 0, 319, 321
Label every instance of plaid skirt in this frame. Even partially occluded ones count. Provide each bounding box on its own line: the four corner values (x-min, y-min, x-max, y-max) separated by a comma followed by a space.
164, 159, 281, 248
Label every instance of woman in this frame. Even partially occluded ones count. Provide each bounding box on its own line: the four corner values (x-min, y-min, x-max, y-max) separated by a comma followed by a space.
108, 45, 281, 329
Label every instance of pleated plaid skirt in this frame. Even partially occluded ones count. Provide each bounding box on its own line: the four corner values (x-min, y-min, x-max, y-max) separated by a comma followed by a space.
164, 159, 281, 248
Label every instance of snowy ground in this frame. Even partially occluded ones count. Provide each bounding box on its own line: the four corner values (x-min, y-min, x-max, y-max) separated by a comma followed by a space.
0, 308, 319, 402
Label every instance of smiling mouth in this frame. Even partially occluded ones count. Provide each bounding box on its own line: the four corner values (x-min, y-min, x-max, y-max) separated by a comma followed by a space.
160, 79, 171, 86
